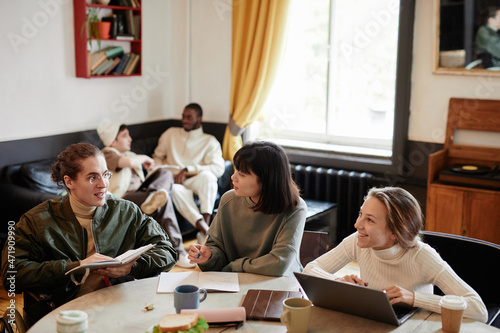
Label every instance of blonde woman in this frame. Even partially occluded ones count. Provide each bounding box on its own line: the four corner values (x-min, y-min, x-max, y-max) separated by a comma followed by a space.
304, 187, 487, 322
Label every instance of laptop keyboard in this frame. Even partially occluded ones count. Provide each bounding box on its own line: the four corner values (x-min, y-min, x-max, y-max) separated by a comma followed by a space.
394, 306, 418, 319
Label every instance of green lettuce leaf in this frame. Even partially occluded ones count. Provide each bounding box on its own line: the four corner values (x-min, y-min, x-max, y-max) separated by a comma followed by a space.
148, 316, 209, 333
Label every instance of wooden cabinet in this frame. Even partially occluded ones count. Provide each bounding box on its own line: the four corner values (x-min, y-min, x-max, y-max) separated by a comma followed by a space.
73, 0, 142, 78
426, 98, 500, 245
426, 184, 500, 242
426, 185, 464, 236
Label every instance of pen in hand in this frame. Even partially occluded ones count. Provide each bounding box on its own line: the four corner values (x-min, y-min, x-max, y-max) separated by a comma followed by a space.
197, 234, 210, 259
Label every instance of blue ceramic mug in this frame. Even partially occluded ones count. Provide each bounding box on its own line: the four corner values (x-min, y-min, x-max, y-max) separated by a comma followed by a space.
174, 285, 208, 314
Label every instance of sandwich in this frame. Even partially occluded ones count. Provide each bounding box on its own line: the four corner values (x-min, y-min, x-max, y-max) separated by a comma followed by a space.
152, 313, 208, 333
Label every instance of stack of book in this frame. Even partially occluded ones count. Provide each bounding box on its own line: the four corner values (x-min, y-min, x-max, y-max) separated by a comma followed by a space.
105, 11, 140, 40
105, 0, 141, 40
114, 52, 141, 75
88, 46, 140, 76
101, 11, 140, 41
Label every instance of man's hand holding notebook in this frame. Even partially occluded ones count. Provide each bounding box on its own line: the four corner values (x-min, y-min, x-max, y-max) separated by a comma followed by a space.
66, 244, 156, 275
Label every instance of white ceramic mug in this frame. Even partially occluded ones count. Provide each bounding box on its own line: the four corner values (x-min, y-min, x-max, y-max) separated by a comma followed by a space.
280, 297, 312, 333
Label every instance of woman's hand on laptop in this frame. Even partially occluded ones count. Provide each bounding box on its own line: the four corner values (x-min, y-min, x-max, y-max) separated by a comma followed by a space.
383, 285, 415, 306
337, 274, 368, 286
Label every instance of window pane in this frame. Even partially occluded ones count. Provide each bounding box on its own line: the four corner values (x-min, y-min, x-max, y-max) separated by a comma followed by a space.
258, 0, 400, 154
328, 0, 399, 147
261, 0, 330, 137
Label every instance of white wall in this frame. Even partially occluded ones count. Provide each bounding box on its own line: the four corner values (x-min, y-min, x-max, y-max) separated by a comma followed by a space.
0, 0, 231, 142
1, 0, 498, 145
190, 1, 231, 121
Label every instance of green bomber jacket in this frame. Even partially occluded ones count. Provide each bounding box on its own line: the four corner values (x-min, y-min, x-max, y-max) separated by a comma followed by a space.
1, 194, 177, 304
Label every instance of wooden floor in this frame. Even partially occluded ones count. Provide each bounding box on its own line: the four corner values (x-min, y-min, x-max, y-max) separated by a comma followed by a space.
0, 238, 359, 318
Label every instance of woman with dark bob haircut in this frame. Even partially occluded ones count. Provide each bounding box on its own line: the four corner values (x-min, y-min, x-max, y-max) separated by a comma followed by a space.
188, 141, 307, 276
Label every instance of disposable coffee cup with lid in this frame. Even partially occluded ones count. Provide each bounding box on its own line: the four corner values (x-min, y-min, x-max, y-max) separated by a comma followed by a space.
56, 310, 88, 333
439, 295, 467, 333
439, 295, 467, 310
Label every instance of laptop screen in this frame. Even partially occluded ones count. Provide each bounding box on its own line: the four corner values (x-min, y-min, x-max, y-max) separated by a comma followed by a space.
294, 272, 419, 326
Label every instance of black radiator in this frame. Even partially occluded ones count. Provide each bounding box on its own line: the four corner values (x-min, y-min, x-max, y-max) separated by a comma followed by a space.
291, 164, 374, 241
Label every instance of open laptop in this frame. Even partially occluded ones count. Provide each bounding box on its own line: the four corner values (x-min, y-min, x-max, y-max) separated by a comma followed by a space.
294, 272, 419, 326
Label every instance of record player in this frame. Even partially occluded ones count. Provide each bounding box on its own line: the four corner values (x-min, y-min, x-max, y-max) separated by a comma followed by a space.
438, 163, 500, 189
426, 98, 500, 245
428, 98, 500, 191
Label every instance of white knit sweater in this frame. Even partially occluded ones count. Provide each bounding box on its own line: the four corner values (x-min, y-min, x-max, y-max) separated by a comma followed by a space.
303, 232, 488, 323
152, 126, 225, 178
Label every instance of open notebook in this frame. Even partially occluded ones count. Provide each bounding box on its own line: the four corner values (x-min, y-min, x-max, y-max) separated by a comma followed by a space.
66, 244, 155, 275
157, 271, 239, 293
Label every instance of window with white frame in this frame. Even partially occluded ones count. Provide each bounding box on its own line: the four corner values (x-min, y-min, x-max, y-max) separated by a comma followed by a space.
251, 0, 404, 160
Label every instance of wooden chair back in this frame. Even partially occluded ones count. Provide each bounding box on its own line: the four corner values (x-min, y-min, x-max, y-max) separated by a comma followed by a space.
300, 230, 329, 267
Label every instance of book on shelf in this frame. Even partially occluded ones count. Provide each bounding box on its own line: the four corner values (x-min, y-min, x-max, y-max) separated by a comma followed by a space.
122, 53, 135, 75
133, 15, 140, 39
99, 45, 120, 55
89, 46, 124, 75
114, 9, 135, 36
103, 56, 122, 75
92, 58, 115, 76
90, 51, 107, 72
157, 271, 240, 293
105, 46, 124, 58
130, 53, 140, 74
113, 53, 131, 75
108, 53, 126, 74
122, 53, 134, 74
125, 10, 135, 37
116, 34, 134, 40
87, 51, 91, 77
66, 243, 156, 275
123, 53, 140, 75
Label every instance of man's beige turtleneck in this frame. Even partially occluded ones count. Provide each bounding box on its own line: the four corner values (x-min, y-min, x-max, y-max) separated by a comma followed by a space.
69, 194, 106, 295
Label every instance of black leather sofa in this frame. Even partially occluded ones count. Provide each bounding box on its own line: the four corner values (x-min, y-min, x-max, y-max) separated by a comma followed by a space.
0, 119, 233, 248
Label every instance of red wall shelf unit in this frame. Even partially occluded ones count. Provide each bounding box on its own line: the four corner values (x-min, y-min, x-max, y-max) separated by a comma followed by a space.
73, 0, 142, 78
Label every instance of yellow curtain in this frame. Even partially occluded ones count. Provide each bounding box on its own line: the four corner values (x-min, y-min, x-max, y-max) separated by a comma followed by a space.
222, 0, 292, 161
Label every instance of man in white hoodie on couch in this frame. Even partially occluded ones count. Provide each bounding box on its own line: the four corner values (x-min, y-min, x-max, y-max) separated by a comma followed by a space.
153, 103, 225, 244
